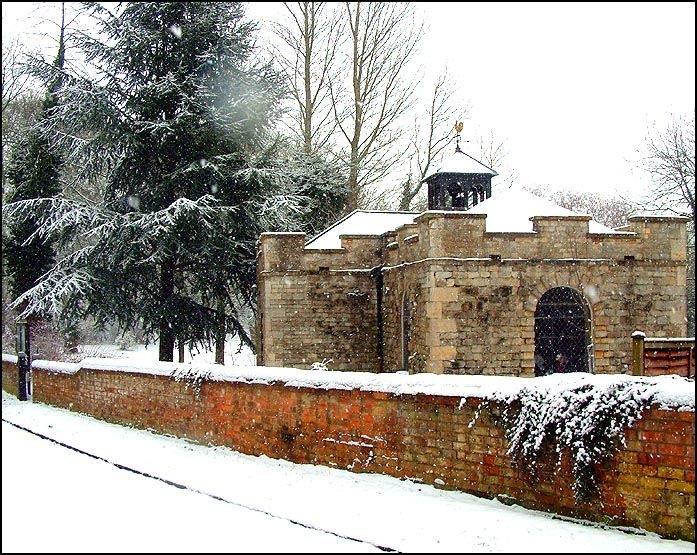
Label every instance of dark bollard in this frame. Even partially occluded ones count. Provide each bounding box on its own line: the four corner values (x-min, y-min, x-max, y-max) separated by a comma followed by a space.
17, 353, 29, 401
16, 320, 30, 401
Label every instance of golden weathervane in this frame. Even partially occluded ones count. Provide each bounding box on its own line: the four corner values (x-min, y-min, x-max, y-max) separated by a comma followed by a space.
454, 121, 464, 151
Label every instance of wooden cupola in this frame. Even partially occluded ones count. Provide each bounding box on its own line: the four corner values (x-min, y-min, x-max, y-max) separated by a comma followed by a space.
423, 123, 498, 210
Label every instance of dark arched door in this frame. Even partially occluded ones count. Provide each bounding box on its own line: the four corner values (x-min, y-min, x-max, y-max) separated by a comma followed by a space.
534, 287, 592, 376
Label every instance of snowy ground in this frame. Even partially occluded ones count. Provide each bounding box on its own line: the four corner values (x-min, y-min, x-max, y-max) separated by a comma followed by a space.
2, 392, 693, 553
77, 335, 256, 366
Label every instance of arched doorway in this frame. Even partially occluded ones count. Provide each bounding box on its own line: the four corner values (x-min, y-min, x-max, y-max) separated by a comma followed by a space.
534, 287, 592, 376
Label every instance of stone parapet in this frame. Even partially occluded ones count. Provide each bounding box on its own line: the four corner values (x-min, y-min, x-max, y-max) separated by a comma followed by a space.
259, 232, 382, 272
382, 212, 689, 264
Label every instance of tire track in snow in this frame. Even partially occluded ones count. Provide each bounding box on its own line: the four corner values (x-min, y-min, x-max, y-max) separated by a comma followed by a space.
2, 418, 398, 553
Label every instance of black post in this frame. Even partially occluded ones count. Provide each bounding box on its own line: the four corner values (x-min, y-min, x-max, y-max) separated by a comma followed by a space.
17, 354, 29, 401
16, 320, 30, 401
371, 265, 385, 372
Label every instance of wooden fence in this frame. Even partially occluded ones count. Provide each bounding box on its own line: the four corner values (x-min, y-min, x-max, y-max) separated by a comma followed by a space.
632, 332, 695, 378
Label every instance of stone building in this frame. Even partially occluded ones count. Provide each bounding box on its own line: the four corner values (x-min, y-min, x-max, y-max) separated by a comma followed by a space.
257, 147, 688, 376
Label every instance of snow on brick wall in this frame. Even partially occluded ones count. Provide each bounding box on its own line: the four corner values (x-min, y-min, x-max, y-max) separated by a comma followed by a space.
2, 358, 694, 541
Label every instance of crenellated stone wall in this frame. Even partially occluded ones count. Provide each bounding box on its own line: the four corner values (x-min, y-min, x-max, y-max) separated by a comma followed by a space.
382, 258, 685, 375
257, 233, 381, 371
381, 213, 687, 265
258, 212, 688, 374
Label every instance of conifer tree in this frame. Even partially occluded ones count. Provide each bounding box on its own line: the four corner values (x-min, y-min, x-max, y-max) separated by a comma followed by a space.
3, 5, 66, 318
5, 2, 289, 361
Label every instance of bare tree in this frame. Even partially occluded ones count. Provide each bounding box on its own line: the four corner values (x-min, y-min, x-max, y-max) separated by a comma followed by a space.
271, 2, 343, 153
639, 113, 695, 225
396, 71, 464, 211
477, 130, 506, 175
639, 113, 695, 335
2, 39, 42, 194
477, 129, 518, 191
1, 38, 34, 116
331, 2, 423, 211
524, 185, 637, 229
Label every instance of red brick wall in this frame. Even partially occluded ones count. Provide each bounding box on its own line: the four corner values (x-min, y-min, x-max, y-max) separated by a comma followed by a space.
1, 358, 19, 397
3, 359, 694, 541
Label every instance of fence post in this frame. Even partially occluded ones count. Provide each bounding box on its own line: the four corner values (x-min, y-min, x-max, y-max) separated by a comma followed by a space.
631, 331, 645, 376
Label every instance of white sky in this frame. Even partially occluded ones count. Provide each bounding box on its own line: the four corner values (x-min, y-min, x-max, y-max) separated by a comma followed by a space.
3, 390, 694, 552
2, 2, 694, 197
416, 2, 696, 195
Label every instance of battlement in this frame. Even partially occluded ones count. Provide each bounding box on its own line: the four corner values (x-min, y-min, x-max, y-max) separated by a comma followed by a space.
383, 211, 688, 266
258, 232, 382, 272
259, 211, 688, 273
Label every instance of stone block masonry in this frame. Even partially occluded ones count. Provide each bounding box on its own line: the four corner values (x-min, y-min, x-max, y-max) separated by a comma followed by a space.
382, 258, 686, 375
257, 270, 377, 371
4, 357, 693, 542
258, 211, 689, 375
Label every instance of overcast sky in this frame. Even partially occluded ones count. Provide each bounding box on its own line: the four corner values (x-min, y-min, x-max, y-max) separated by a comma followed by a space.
414, 2, 695, 195
3, 2, 694, 197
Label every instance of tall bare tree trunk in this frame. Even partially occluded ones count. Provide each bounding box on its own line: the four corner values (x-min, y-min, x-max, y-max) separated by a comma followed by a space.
334, 2, 422, 210
273, 2, 342, 153
302, 4, 313, 153
346, 153, 360, 211
158, 260, 175, 362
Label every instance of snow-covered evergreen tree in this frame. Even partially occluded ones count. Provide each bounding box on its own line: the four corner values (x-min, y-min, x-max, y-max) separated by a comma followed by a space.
3, 7, 66, 319
4, 2, 292, 361
273, 144, 348, 236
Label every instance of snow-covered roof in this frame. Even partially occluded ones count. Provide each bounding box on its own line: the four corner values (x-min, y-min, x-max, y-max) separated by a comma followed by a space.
628, 210, 687, 220
464, 187, 631, 234
426, 149, 498, 179
304, 190, 631, 249
305, 210, 418, 250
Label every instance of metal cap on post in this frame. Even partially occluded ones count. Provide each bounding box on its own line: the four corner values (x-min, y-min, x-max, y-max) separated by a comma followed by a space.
16, 320, 30, 401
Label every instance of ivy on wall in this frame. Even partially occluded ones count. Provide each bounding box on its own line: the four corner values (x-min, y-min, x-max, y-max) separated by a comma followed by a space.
471, 377, 655, 500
